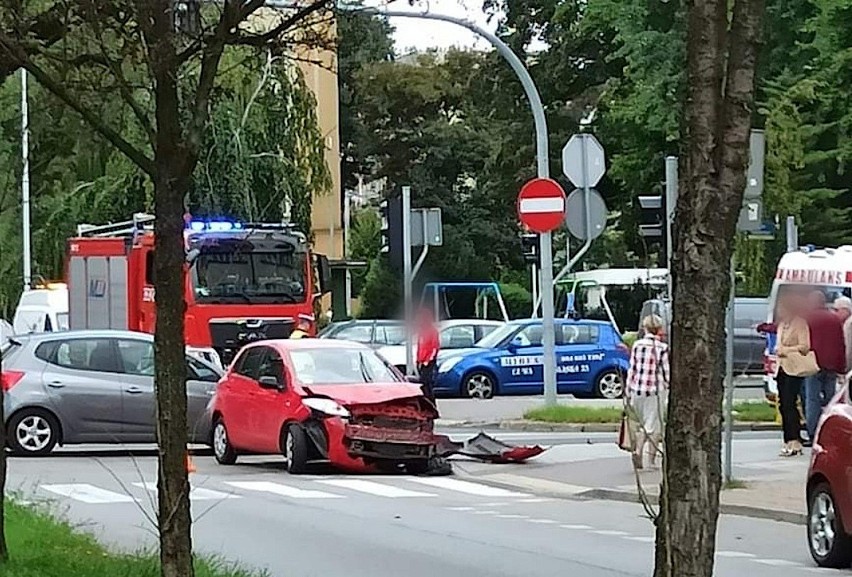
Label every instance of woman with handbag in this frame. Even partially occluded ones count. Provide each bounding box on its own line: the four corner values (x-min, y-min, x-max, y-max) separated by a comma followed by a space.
775, 293, 815, 457
625, 315, 670, 470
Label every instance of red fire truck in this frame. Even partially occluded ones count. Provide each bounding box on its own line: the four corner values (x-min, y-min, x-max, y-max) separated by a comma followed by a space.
66, 213, 330, 367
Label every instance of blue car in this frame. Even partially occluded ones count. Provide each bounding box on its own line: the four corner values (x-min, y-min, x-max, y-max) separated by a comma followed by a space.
434, 319, 630, 399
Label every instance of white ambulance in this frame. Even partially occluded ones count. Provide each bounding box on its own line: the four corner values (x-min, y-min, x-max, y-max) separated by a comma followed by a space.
12, 283, 70, 335
763, 246, 852, 396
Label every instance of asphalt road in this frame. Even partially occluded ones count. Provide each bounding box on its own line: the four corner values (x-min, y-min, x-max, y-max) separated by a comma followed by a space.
7, 432, 815, 577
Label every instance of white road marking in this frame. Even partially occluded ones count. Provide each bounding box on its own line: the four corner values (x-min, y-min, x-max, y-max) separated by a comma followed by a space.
560, 524, 593, 530
133, 482, 240, 501
518, 498, 553, 503
472, 510, 500, 515
478, 502, 510, 507
317, 479, 435, 498
446, 506, 476, 511
408, 477, 528, 497
527, 519, 558, 524
752, 559, 802, 567
625, 536, 655, 543
592, 530, 629, 536
226, 481, 342, 499
40, 483, 134, 504
498, 514, 529, 519
717, 551, 756, 558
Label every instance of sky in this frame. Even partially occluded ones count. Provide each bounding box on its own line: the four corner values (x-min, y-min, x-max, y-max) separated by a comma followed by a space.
363, 0, 500, 52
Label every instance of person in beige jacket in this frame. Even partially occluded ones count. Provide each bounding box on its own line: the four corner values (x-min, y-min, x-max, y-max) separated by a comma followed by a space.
776, 294, 810, 456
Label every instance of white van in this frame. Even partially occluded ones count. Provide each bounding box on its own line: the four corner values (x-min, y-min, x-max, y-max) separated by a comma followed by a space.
12, 283, 70, 335
763, 246, 852, 396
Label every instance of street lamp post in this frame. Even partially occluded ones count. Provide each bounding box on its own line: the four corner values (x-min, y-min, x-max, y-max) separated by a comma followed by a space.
262, 0, 560, 404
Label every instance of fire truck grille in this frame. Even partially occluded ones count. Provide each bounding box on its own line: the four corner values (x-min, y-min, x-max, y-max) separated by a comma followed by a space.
209, 319, 294, 364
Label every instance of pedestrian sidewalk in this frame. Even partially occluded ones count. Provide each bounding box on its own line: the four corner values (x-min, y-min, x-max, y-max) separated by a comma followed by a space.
454, 435, 807, 524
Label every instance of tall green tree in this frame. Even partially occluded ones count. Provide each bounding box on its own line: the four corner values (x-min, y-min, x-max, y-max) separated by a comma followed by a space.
0, 2, 331, 574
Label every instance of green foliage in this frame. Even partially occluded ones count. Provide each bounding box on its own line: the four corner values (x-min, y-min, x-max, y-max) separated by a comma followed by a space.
499, 282, 532, 319
0, 49, 327, 319
2, 501, 259, 577
357, 257, 400, 318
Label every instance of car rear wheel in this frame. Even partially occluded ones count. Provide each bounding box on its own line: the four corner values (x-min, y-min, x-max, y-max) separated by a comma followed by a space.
808, 482, 852, 567
8, 409, 60, 456
212, 419, 237, 465
595, 369, 624, 399
463, 372, 495, 399
283, 424, 309, 474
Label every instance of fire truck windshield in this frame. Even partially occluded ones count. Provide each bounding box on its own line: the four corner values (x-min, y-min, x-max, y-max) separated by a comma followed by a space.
192, 249, 307, 303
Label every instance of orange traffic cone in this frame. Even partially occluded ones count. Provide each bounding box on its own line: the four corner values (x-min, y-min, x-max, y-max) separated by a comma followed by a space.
185, 453, 196, 474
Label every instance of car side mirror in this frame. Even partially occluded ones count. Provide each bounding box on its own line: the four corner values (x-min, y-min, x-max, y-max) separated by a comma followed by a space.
259, 375, 284, 390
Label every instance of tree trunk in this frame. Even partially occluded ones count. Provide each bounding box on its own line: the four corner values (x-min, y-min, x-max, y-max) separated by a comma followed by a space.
153, 164, 194, 577
654, 1, 764, 576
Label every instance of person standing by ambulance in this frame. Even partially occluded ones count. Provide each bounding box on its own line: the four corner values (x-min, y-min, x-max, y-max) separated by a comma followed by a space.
803, 290, 846, 443
415, 308, 440, 401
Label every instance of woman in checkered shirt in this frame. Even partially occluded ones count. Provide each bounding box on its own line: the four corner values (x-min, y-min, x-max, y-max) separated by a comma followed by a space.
626, 315, 670, 470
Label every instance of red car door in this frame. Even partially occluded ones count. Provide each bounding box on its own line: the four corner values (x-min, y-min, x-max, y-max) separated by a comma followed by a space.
246, 346, 292, 453
222, 346, 268, 450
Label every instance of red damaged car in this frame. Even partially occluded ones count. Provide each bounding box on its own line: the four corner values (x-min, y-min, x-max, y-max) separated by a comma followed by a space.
209, 339, 440, 474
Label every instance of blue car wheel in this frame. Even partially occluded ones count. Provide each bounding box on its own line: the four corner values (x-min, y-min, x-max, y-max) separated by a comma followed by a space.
595, 368, 625, 399
461, 370, 497, 399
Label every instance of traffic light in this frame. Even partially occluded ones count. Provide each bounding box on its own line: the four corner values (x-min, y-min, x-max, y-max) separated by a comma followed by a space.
638, 195, 664, 238
520, 233, 540, 266
379, 193, 403, 270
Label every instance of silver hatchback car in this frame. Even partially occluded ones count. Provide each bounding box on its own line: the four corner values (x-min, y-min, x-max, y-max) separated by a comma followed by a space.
1, 330, 221, 456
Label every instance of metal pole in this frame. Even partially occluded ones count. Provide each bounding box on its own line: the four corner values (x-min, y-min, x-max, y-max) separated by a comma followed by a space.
334, 2, 557, 403
21, 69, 32, 292
402, 186, 414, 376
531, 263, 538, 318
665, 156, 678, 302
412, 210, 429, 277
723, 258, 735, 484
785, 216, 798, 253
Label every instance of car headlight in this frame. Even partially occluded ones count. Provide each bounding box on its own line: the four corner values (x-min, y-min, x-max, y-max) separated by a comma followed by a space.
302, 397, 351, 418
438, 356, 463, 373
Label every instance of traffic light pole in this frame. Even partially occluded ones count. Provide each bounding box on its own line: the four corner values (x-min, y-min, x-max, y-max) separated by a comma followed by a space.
665, 156, 678, 302
402, 185, 415, 377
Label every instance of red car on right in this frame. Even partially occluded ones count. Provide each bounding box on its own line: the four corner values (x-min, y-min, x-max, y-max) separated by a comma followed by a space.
807, 377, 852, 568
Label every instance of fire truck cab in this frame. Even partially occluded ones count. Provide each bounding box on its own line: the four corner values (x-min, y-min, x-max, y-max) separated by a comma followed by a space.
67, 213, 330, 368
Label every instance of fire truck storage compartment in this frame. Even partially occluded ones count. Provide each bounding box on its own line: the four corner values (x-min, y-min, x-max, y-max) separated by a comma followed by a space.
68, 249, 130, 331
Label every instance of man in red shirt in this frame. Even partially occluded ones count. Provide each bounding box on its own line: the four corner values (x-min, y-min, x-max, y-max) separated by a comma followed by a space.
416, 308, 440, 401
804, 290, 847, 441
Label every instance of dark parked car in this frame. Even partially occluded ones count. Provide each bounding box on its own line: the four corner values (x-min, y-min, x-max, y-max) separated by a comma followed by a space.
318, 320, 405, 348
637, 297, 767, 376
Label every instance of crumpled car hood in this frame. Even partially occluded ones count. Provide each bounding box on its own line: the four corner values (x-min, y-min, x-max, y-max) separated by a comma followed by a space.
301, 383, 425, 406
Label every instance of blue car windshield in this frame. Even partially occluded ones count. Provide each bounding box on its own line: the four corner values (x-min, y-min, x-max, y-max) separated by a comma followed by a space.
476, 324, 524, 348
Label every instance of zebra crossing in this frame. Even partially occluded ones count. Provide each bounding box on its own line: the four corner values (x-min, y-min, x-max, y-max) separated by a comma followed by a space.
38, 475, 535, 505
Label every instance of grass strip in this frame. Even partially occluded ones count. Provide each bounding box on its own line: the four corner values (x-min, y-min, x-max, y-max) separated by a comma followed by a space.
523, 401, 777, 424
0, 500, 259, 577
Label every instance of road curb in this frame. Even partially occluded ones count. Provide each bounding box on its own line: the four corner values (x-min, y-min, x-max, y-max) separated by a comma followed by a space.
451, 470, 804, 525
580, 488, 806, 525
438, 419, 780, 433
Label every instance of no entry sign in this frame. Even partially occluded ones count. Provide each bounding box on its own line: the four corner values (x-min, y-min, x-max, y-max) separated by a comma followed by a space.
517, 178, 567, 233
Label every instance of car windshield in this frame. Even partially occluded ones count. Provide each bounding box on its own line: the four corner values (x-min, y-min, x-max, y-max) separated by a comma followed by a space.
289, 347, 400, 385
193, 249, 307, 303
475, 323, 521, 349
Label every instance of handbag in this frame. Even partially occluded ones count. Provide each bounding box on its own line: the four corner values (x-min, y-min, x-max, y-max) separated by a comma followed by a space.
617, 405, 634, 452
784, 350, 820, 378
